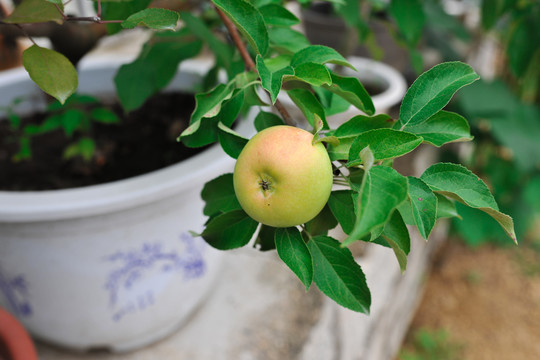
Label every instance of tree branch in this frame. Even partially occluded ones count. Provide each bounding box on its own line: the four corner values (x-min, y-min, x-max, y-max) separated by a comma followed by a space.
214, 6, 295, 127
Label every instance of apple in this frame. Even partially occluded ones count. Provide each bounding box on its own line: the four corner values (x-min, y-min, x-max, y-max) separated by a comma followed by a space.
233, 125, 333, 228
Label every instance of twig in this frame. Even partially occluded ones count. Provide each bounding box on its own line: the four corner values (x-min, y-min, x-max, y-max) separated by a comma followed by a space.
214, 6, 295, 126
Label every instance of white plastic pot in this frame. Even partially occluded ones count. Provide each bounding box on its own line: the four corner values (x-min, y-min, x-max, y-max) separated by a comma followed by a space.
272, 56, 407, 128
0, 57, 254, 352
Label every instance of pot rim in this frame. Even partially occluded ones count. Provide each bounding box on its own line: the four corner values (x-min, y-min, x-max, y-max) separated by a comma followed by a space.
0, 56, 253, 222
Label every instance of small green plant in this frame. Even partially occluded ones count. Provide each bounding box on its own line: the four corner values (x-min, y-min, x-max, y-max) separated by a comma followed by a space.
1, 94, 120, 162
1, 0, 518, 313
400, 328, 464, 360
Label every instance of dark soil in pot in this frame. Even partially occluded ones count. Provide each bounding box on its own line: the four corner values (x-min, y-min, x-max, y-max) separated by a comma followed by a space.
0, 92, 202, 191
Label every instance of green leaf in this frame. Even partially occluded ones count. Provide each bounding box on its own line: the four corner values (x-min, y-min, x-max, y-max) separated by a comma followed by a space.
347, 129, 422, 165
328, 190, 356, 235
259, 4, 300, 27
22, 45, 77, 105
275, 227, 313, 291
181, 12, 234, 71
256, 225, 277, 251
524, 176, 540, 214
90, 108, 120, 124
115, 31, 202, 111
178, 80, 243, 147
420, 163, 517, 243
335, 114, 395, 136
305, 204, 338, 237
377, 211, 410, 272
287, 88, 328, 129
268, 27, 311, 53
403, 110, 472, 147
122, 8, 179, 30
59, 109, 84, 137
4, 0, 63, 24
399, 62, 479, 128
291, 45, 355, 70
201, 173, 242, 217
254, 111, 285, 131
308, 236, 370, 313
326, 114, 395, 161
344, 166, 408, 245
212, 0, 269, 55
285, 62, 332, 87
407, 177, 437, 240
256, 55, 294, 104
201, 210, 259, 250
507, 16, 540, 78
435, 193, 460, 220
322, 72, 375, 116
63, 137, 95, 162
100, 0, 152, 35
389, 0, 426, 46
217, 122, 248, 159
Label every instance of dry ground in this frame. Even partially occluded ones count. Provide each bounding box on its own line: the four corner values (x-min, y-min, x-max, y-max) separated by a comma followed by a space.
399, 235, 540, 360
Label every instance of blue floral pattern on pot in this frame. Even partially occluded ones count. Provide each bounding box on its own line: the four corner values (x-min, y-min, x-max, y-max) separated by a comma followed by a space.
0, 265, 32, 318
103, 233, 206, 322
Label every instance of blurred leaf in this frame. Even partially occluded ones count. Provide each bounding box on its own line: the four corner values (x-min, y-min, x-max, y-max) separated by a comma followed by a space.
268, 27, 311, 53
507, 16, 540, 78
275, 227, 313, 291
63, 137, 95, 161
100, 0, 152, 35
259, 4, 299, 26
122, 8, 179, 30
213, 0, 269, 55
90, 108, 120, 124
181, 12, 234, 71
115, 31, 202, 111
4, 0, 63, 24
308, 236, 370, 313
453, 202, 509, 247
399, 62, 479, 128
390, 0, 425, 46
22, 46, 77, 104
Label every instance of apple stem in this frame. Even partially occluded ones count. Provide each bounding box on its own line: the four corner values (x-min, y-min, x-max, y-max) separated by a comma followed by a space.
214, 6, 295, 127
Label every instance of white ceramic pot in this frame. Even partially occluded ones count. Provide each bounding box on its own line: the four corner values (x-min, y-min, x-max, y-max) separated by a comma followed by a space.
0, 57, 254, 352
271, 56, 407, 128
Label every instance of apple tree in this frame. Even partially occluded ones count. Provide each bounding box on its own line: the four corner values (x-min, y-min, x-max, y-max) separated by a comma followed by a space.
2, 0, 517, 313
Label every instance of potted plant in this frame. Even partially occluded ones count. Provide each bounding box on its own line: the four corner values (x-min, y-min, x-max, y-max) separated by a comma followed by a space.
0, 306, 38, 360
0, 0, 517, 355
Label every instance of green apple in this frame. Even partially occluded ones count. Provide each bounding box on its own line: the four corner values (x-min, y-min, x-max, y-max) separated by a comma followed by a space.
233, 125, 333, 228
